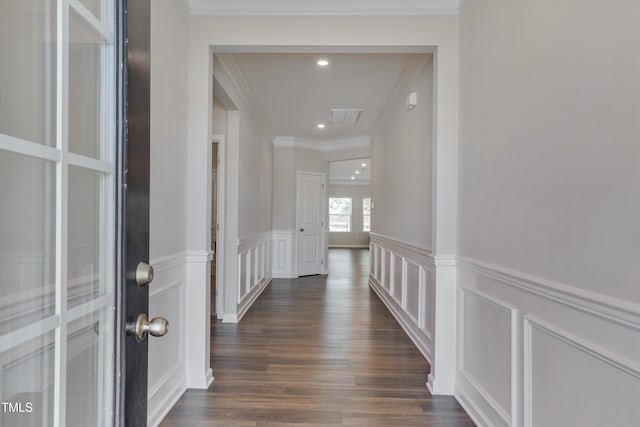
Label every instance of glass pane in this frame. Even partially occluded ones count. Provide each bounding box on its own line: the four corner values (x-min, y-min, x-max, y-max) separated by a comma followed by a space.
0, 151, 56, 335
330, 214, 352, 232
68, 166, 102, 307
0, 0, 57, 146
329, 198, 352, 214
66, 310, 111, 426
68, 9, 106, 159
0, 332, 55, 427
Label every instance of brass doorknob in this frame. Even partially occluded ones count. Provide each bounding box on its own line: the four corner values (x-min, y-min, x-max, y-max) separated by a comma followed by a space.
127, 313, 169, 341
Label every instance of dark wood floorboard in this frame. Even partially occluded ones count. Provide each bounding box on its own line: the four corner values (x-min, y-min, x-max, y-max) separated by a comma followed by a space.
161, 249, 475, 426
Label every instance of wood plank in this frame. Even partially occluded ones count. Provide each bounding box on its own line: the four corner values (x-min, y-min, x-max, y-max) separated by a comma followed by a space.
161, 249, 475, 426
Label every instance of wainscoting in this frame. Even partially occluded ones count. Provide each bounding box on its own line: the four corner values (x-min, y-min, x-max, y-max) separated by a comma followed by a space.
222, 232, 273, 323
272, 230, 296, 278
455, 257, 640, 427
368, 233, 434, 364
148, 252, 188, 427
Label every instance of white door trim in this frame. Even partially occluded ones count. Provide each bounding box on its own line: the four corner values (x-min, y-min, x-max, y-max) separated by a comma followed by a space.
211, 135, 225, 319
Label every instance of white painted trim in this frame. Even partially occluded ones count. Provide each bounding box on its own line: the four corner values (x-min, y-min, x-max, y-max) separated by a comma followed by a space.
151, 252, 189, 273
67, 152, 114, 174
187, 0, 462, 16
0, 133, 61, 162
273, 135, 370, 153
457, 286, 515, 425
69, 0, 113, 42
370, 232, 432, 258
148, 361, 183, 404
458, 369, 511, 426
457, 257, 640, 330
272, 230, 296, 278
186, 250, 215, 263
212, 134, 226, 319
0, 315, 60, 351
455, 391, 494, 427
66, 294, 112, 322
327, 244, 370, 249
148, 379, 186, 427
214, 55, 276, 140
328, 180, 371, 186
369, 276, 432, 362
186, 367, 214, 389
236, 277, 272, 323
237, 231, 272, 252
525, 315, 640, 380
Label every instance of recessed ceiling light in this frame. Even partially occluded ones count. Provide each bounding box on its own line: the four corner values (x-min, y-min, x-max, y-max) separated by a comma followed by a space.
361, 163, 367, 168
317, 59, 329, 67
355, 171, 360, 175
350, 176, 355, 180
317, 123, 326, 129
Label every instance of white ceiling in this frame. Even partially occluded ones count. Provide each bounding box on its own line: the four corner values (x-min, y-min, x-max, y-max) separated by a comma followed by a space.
227, 52, 417, 141
187, 0, 464, 16
329, 158, 371, 184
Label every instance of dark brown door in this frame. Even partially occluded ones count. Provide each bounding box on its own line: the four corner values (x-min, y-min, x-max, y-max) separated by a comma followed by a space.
116, 0, 164, 425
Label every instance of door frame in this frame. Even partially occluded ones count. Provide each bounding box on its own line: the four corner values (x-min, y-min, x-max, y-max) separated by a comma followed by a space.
211, 135, 226, 319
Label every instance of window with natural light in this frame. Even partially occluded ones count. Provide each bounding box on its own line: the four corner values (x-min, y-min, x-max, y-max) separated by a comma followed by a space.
329, 198, 352, 232
363, 198, 371, 232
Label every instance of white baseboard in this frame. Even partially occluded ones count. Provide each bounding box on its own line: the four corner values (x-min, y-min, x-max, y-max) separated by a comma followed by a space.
237, 277, 272, 323
186, 368, 214, 389
426, 373, 455, 395
148, 363, 187, 427
328, 244, 369, 249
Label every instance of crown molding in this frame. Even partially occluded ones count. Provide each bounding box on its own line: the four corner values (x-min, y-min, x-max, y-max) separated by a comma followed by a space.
273, 136, 371, 153
214, 54, 277, 141
329, 179, 371, 186
187, 0, 462, 16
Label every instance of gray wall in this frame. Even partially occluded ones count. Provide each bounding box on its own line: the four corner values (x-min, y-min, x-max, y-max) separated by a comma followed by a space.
370, 55, 433, 249
458, 0, 640, 302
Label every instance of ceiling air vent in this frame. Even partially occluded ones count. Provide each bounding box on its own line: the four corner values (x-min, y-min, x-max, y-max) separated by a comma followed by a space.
330, 109, 363, 125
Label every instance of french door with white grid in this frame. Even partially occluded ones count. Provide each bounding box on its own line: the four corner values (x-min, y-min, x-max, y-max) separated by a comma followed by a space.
0, 0, 116, 426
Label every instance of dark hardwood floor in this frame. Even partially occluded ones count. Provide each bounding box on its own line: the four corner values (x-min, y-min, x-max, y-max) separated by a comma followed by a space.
161, 249, 475, 426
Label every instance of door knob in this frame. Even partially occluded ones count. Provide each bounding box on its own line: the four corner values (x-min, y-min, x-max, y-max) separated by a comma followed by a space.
127, 313, 169, 341
299, 228, 304, 232
135, 262, 154, 286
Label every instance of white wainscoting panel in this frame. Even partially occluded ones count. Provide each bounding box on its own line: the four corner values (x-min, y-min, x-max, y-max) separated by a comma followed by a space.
272, 230, 296, 278
369, 233, 434, 363
456, 257, 640, 427
148, 252, 188, 427
524, 316, 640, 427
234, 232, 273, 323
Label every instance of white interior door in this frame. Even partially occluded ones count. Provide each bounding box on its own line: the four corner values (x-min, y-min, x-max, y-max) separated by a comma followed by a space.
296, 171, 326, 276
0, 1, 116, 426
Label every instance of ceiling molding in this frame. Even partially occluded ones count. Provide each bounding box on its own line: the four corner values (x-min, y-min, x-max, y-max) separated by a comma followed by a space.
329, 180, 371, 186
273, 136, 371, 153
214, 54, 277, 141
187, 0, 462, 16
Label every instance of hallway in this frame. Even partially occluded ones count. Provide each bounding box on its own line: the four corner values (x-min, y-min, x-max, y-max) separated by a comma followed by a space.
161, 249, 474, 426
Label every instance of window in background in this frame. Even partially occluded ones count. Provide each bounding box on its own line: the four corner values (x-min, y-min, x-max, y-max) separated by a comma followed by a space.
363, 198, 371, 232
329, 198, 352, 232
